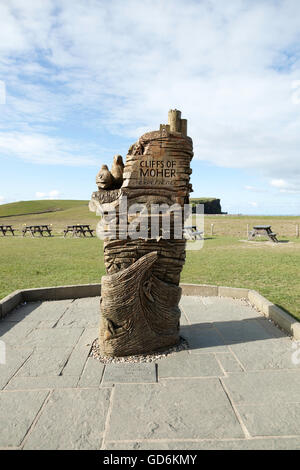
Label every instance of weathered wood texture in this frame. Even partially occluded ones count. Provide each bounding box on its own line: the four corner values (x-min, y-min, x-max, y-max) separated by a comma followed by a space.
90, 110, 193, 356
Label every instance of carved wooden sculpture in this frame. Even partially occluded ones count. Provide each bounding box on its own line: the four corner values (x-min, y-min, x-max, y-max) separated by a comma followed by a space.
90, 109, 193, 356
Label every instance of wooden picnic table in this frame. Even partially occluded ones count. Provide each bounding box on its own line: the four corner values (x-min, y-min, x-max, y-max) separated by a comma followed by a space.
183, 225, 203, 240
63, 224, 95, 238
22, 225, 52, 237
0, 224, 16, 236
248, 225, 278, 243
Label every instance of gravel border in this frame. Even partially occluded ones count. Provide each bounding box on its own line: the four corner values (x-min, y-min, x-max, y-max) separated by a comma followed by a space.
90, 336, 189, 363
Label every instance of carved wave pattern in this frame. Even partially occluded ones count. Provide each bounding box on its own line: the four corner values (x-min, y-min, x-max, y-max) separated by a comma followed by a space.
99, 252, 181, 356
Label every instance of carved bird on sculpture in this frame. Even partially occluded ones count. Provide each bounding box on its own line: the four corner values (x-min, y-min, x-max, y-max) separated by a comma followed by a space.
111, 154, 124, 188
96, 164, 114, 190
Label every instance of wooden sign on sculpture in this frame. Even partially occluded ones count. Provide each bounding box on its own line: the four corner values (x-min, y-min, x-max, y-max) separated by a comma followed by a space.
90, 109, 193, 356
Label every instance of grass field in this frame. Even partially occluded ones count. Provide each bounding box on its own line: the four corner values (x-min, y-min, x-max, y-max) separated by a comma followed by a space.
0, 200, 299, 320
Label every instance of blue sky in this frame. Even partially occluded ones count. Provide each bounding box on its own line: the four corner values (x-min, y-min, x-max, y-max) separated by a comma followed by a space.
0, 0, 300, 214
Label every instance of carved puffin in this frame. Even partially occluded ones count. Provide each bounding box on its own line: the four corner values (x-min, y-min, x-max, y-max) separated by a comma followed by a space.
111, 154, 124, 188
96, 164, 114, 190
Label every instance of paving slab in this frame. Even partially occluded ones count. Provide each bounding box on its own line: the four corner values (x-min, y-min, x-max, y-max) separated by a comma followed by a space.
78, 357, 105, 388
16, 347, 72, 377
107, 379, 244, 440
255, 316, 288, 338
61, 327, 96, 377
180, 296, 259, 323
21, 326, 84, 350
5, 300, 73, 328
158, 351, 223, 378
0, 321, 35, 347
222, 370, 300, 404
180, 324, 229, 353
215, 352, 244, 373
229, 337, 298, 370
103, 363, 157, 384
0, 390, 49, 447
3, 301, 42, 323
0, 347, 33, 389
5, 375, 78, 390
178, 308, 190, 326
215, 318, 273, 344
23, 388, 111, 450
56, 297, 99, 328
237, 403, 300, 437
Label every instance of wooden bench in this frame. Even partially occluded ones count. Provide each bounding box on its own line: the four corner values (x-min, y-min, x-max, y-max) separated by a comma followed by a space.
0, 225, 16, 236
248, 225, 278, 243
22, 225, 52, 237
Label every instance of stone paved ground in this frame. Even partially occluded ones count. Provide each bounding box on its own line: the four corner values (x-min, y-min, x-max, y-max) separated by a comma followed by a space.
0, 295, 300, 450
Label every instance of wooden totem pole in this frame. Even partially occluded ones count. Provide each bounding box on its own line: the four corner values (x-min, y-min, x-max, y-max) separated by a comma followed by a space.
90, 110, 193, 356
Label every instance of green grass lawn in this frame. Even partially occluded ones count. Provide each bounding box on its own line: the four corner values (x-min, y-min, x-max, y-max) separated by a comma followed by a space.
183, 237, 300, 320
0, 237, 105, 299
0, 235, 299, 321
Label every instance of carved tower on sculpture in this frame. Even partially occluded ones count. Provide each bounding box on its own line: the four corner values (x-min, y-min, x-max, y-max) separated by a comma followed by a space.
90, 110, 193, 356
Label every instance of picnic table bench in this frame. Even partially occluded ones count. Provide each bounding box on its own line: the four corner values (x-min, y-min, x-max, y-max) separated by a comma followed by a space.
22, 225, 52, 237
0, 224, 16, 236
63, 224, 95, 238
183, 225, 203, 240
248, 225, 278, 243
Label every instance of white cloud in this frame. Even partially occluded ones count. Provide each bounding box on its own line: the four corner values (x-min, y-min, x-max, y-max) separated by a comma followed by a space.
270, 178, 300, 193
270, 179, 287, 188
291, 80, 300, 105
0, 81, 6, 104
35, 190, 61, 199
0, 196, 5, 204
48, 190, 60, 198
245, 185, 267, 193
249, 201, 258, 207
0, 132, 99, 166
0, 0, 300, 190
279, 188, 300, 194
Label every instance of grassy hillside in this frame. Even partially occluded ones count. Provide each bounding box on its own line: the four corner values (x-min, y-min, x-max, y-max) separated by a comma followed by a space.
0, 200, 89, 218
0, 200, 97, 233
